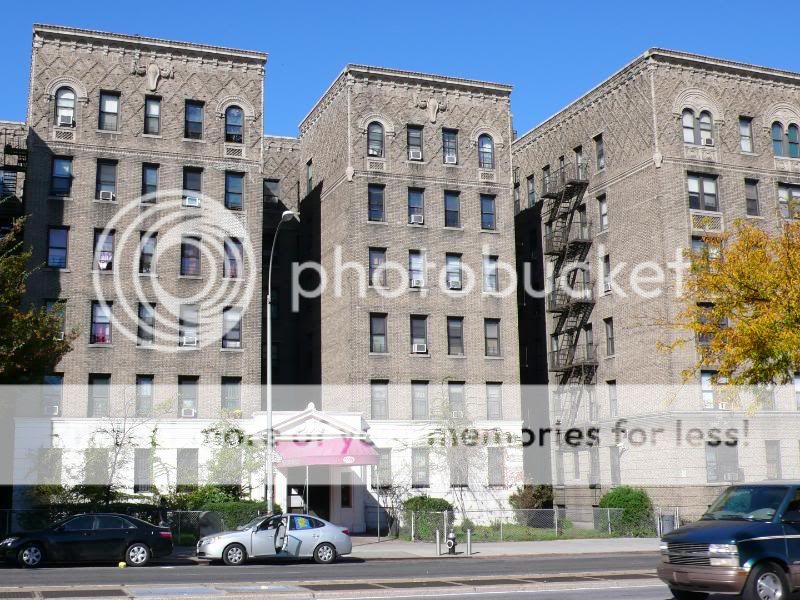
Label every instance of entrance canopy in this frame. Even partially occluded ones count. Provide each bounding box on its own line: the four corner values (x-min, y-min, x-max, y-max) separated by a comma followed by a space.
275, 438, 379, 468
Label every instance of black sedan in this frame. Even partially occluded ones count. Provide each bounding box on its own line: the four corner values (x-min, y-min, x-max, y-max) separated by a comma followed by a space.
0, 513, 173, 567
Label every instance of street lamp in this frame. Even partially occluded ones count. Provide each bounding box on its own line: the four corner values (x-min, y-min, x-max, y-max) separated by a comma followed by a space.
266, 209, 300, 511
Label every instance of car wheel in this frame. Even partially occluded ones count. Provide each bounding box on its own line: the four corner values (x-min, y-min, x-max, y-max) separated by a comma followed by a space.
125, 542, 151, 567
222, 543, 247, 566
743, 562, 789, 600
668, 588, 708, 600
313, 542, 336, 564
17, 543, 43, 568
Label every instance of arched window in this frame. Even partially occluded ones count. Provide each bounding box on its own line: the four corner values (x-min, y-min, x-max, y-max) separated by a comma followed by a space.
367, 121, 384, 158
55, 87, 75, 126
788, 124, 800, 159
478, 134, 495, 169
698, 111, 713, 145
773, 122, 786, 156
682, 109, 696, 144
225, 106, 244, 144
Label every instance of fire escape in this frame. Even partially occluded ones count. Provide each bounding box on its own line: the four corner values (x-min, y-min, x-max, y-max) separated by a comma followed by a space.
1, 128, 28, 201
542, 161, 596, 427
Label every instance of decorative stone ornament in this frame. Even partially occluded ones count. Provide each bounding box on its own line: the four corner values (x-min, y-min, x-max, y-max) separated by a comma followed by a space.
414, 92, 447, 123
131, 61, 175, 92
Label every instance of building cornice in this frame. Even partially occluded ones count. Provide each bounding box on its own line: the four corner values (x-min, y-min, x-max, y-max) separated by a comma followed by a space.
33, 24, 267, 67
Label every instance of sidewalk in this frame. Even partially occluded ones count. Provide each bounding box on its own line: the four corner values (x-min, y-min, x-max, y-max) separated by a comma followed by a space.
349, 536, 660, 559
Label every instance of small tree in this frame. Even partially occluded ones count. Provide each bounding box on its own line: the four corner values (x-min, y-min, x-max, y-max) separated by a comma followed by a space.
598, 486, 654, 536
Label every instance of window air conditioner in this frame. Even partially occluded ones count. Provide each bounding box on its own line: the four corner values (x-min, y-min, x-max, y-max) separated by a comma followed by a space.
181, 336, 198, 347
181, 407, 197, 418
703, 138, 714, 147
451, 410, 464, 419
723, 471, 739, 482
412, 343, 427, 354
448, 279, 462, 290
58, 115, 74, 127
444, 154, 457, 164
717, 402, 728, 410
45, 405, 60, 417
410, 214, 424, 225
410, 279, 424, 288
225, 341, 242, 348
99, 190, 115, 201
409, 149, 422, 160
184, 196, 201, 208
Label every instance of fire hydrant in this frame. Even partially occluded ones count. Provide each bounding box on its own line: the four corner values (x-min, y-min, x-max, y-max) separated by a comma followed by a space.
446, 531, 457, 555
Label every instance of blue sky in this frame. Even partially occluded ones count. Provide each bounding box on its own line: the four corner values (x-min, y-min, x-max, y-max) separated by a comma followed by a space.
2, 0, 799, 138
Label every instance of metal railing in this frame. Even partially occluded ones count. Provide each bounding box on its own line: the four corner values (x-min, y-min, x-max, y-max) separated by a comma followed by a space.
549, 343, 598, 372
541, 162, 590, 199
547, 278, 595, 313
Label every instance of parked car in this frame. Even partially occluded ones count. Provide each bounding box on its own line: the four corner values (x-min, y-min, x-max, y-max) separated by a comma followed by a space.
0, 513, 173, 568
658, 481, 800, 600
196, 513, 351, 565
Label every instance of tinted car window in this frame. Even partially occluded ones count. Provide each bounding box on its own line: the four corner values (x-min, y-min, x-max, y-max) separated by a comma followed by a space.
96, 516, 131, 529
63, 515, 95, 531
259, 516, 283, 530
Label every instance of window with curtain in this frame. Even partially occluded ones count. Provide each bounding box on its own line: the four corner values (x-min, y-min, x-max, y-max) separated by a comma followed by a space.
367, 121, 384, 157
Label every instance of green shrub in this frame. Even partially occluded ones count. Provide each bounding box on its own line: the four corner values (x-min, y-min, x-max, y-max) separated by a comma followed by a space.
403, 496, 454, 541
598, 486, 655, 536
402, 496, 453, 512
508, 484, 553, 509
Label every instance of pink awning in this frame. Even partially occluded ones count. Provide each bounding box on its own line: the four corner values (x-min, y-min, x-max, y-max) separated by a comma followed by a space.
275, 438, 379, 467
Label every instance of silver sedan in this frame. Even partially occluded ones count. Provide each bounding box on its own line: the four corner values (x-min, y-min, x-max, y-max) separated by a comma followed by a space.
196, 513, 352, 565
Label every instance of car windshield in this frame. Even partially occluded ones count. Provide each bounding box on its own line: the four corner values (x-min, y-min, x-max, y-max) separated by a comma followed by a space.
702, 486, 789, 522
236, 515, 271, 530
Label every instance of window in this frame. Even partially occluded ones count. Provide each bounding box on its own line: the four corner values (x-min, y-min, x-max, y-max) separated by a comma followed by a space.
410, 315, 427, 352
765, 441, 782, 480
180, 236, 201, 276
144, 96, 161, 135
442, 129, 458, 164
222, 307, 242, 349
340, 471, 353, 508
134, 449, 153, 492
705, 443, 739, 483
368, 184, 385, 222
407, 125, 423, 160
778, 184, 800, 219
572, 452, 581, 479
137, 303, 155, 346
139, 232, 157, 274
478, 134, 494, 169
93, 229, 114, 271
745, 179, 760, 216
488, 447, 505, 486
367, 121, 384, 157
481, 194, 496, 230
523, 177, 535, 210
408, 188, 424, 223
445, 254, 462, 289
306, 160, 313, 195
184, 100, 204, 139
411, 448, 429, 487
88, 374, 110, 417
372, 449, 392, 488
795, 373, 800, 410
225, 106, 244, 143
773, 122, 786, 156
55, 87, 75, 125
450, 449, 468, 488
369, 248, 387, 287
604, 317, 615, 356
47, 227, 69, 268
739, 117, 753, 152
263, 179, 280, 203
370, 380, 388, 419
483, 255, 499, 292
98, 92, 120, 131
607, 380, 618, 417
594, 134, 605, 169
411, 381, 428, 420
178, 376, 199, 416
444, 191, 460, 227
135, 375, 154, 417
90, 301, 112, 344
448, 382, 465, 417
224, 237, 243, 279
225, 172, 244, 210
84, 448, 110, 484
555, 451, 565, 485
602, 254, 611, 292
370, 313, 387, 353
179, 304, 199, 346
514, 183, 520, 214
51, 157, 73, 196
687, 173, 718, 211
95, 160, 117, 199
691, 235, 721, 261
484, 319, 500, 357
789, 124, 800, 159
45, 301, 66, 338
177, 449, 199, 490
486, 383, 502, 419
141, 164, 159, 201
221, 377, 241, 412
409, 250, 424, 286
701, 370, 718, 410
682, 109, 714, 145
183, 167, 202, 204
598, 194, 608, 231
542, 165, 551, 194
447, 317, 464, 355
42, 374, 63, 415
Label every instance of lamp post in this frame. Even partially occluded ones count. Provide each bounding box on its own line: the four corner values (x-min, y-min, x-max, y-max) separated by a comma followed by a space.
266, 209, 300, 511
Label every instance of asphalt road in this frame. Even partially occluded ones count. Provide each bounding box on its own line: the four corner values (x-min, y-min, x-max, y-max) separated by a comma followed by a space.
0, 553, 660, 587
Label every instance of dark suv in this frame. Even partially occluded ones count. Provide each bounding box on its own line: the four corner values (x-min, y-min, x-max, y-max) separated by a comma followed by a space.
658, 482, 800, 599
